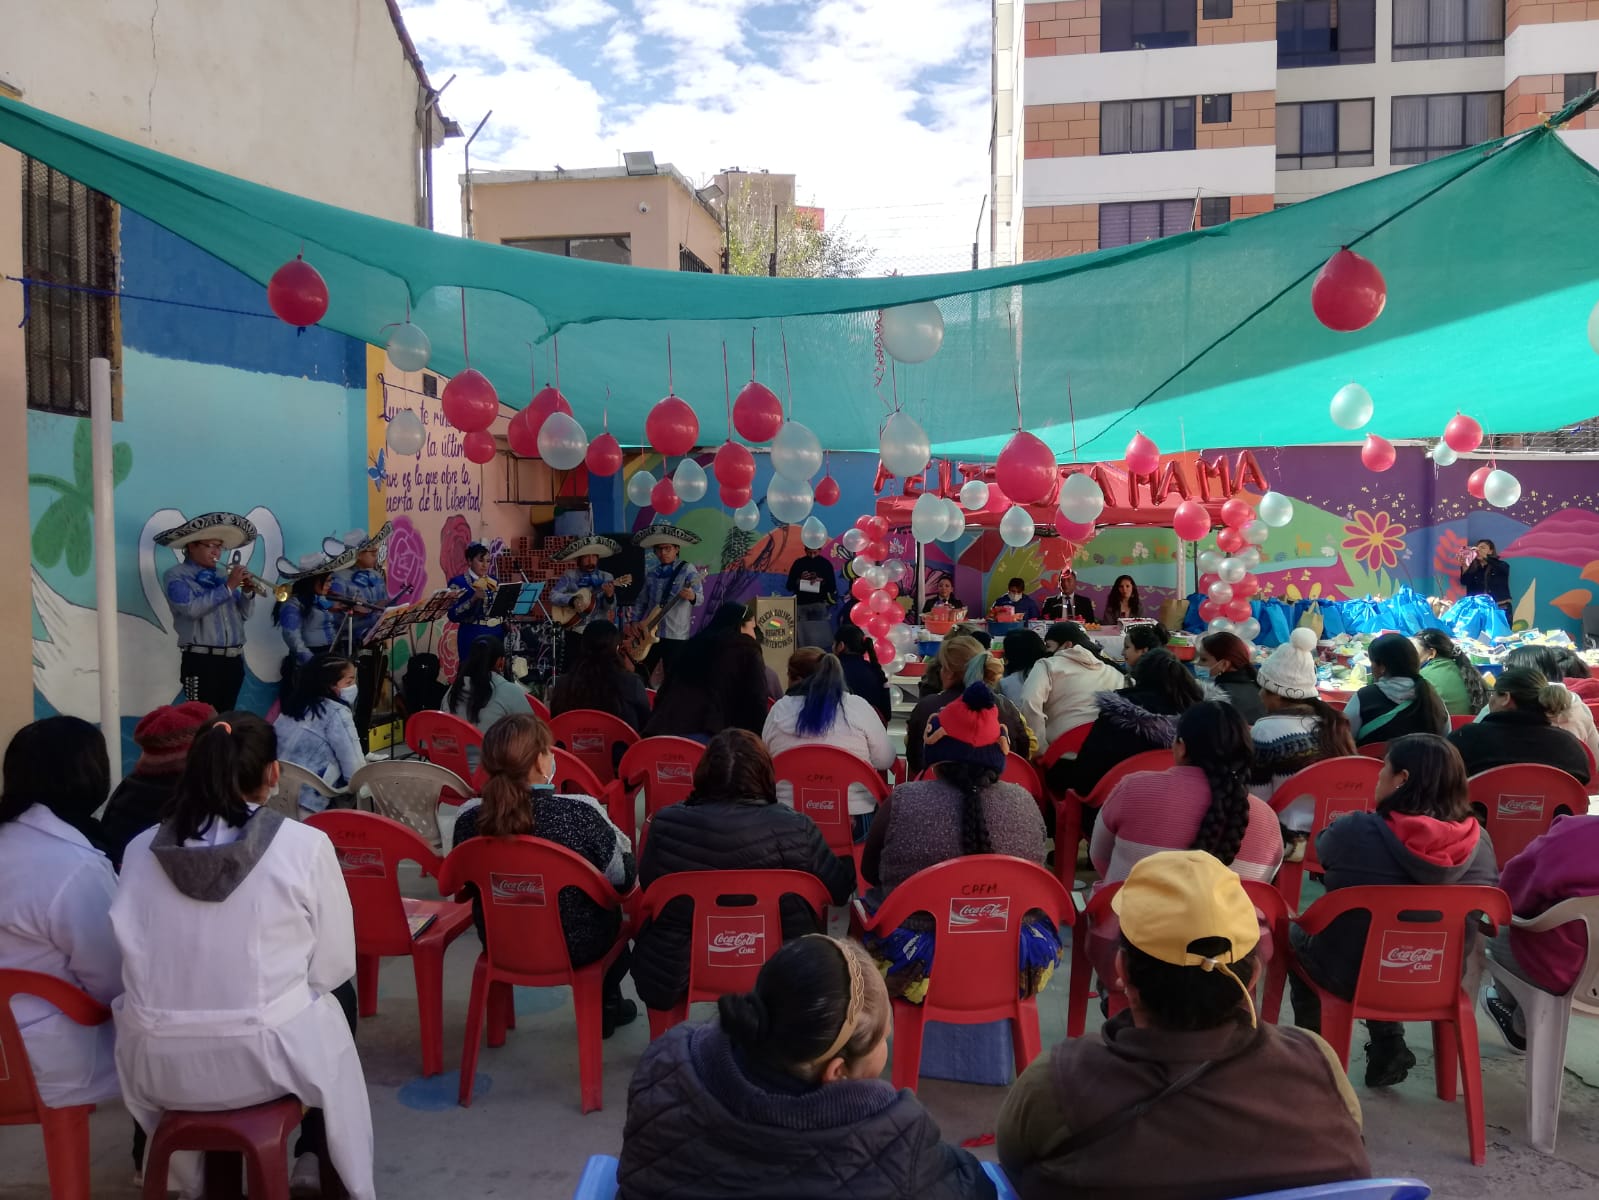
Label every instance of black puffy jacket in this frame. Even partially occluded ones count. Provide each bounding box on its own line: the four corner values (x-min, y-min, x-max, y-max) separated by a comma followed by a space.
632, 797, 855, 1011
619, 1023, 996, 1200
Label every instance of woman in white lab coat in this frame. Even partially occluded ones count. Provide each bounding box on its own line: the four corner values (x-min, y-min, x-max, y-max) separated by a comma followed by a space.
111, 712, 374, 1200
0, 717, 122, 1106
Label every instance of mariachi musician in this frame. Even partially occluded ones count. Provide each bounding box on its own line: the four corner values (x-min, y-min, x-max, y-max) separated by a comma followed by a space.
157, 511, 261, 712
548, 534, 625, 660
332, 524, 392, 750
448, 540, 499, 661
273, 547, 352, 673
627, 524, 704, 682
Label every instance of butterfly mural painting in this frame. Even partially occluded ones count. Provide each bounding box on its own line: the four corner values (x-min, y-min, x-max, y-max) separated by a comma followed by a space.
367, 449, 386, 488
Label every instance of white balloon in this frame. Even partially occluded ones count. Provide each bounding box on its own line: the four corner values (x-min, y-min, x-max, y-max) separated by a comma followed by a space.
840, 528, 867, 553
882, 559, 908, 584
1483, 469, 1522, 508
999, 504, 1035, 549
1237, 546, 1263, 570
537, 411, 589, 471
880, 412, 932, 479
626, 469, 657, 507
959, 479, 990, 511
1236, 617, 1261, 642
1207, 617, 1236, 634
1329, 382, 1374, 431
771, 421, 823, 482
767, 476, 815, 524
1057, 472, 1106, 524
386, 408, 425, 456
1431, 442, 1458, 466
1196, 548, 1223, 576
1218, 557, 1247, 584
1259, 491, 1295, 528
879, 302, 945, 364
938, 499, 966, 543
385, 322, 431, 373
890, 623, 917, 646
862, 565, 888, 589
672, 457, 708, 502
910, 492, 945, 543
734, 500, 761, 531
1241, 519, 1270, 545
800, 514, 829, 550
1208, 581, 1234, 603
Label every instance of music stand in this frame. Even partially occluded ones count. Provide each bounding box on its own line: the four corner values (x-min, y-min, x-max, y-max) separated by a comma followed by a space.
363, 588, 465, 760
486, 581, 527, 621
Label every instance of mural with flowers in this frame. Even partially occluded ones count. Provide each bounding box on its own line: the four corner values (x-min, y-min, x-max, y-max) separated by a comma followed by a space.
1341, 510, 1407, 573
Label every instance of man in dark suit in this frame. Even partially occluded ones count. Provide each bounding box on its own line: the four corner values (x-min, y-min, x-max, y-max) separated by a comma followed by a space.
1041, 566, 1096, 623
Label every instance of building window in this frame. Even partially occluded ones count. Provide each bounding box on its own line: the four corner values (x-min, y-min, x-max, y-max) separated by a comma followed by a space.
1202, 94, 1233, 124
1392, 0, 1503, 60
1100, 98, 1197, 154
1203, 0, 1233, 17
21, 158, 119, 417
1567, 73, 1597, 106
1276, 99, 1375, 170
1391, 92, 1502, 164
503, 234, 632, 266
1101, 0, 1197, 51
678, 245, 712, 273
1199, 197, 1232, 226
1277, 0, 1376, 67
1099, 200, 1193, 247
422, 375, 437, 398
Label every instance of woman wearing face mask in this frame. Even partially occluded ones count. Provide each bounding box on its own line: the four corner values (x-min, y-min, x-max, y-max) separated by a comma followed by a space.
273, 654, 365, 814
1197, 631, 1265, 723
451, 713, 638, 1035
1414, 629, 1489, 717
618, 936, 995, 1200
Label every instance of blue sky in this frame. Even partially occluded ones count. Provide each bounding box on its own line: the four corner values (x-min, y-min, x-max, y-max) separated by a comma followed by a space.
399, 0, 993, 272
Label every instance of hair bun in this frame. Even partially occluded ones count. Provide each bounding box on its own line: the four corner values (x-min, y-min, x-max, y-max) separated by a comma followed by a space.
717, 991, 769, 1044
1288, 628, 1318, 652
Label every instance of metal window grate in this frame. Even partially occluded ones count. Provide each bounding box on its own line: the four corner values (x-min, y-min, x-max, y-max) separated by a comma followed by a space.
21, 158, 118, 417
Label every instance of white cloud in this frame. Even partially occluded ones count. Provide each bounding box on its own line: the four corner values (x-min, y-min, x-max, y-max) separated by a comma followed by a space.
401, 0, 993, 273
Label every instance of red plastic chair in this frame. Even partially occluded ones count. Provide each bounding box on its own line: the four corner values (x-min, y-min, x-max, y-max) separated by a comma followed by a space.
617, 736, 706, 844
1466, 764, 1589, 868
552, 747, 628, 834
0, 970, 111, 1200
856, 854, 1075, 1091
1357, 741, 1389, 761
549, 709, 640, 786
1266, 756, 1384, 911
639, 869, 835, 1037
1035, 724, 1092, 799
141, 1097, 325, 1200
1450, 714, 1475, 730
406, 710, 483, 784
919, 753, 1041, 805
306, 811, 473, 1077
527, 693, 552, 722
771, 746, 891, 865
437, 836, 631, 1113
1289, 884, 1512, 1165
1053, 749, 1174, 887
645, 688, 657, 708
1066, 878, 1291, 1037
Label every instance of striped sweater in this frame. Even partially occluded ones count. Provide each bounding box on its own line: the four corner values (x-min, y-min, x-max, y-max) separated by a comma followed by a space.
1090, 766, 1285, 886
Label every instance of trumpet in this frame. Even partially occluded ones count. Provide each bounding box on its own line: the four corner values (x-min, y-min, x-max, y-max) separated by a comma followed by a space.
471, 575, 499, 594
231, 552, 291, 601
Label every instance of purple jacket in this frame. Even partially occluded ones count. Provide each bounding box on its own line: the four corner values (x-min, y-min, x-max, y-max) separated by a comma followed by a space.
1501, 814, 1599, 993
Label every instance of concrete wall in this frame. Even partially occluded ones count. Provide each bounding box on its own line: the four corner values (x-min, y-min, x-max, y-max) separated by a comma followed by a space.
0, 81, 28, 745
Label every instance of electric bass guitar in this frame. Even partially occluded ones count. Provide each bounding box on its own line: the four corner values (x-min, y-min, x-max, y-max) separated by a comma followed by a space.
547, 575, 633, 628
624, 564, 691, 662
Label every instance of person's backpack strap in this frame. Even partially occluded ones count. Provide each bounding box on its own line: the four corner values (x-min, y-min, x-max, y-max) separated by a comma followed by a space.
1054, 1059, 1216, 1158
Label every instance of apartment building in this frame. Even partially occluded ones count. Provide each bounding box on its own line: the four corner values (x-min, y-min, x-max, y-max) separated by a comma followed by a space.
995, 0, 1599, 262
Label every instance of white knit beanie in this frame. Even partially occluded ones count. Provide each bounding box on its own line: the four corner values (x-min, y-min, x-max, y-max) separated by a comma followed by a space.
1257, 628, 1320, 700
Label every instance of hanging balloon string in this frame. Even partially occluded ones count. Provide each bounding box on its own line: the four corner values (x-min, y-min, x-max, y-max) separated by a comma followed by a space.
553, 335, 560, 390
749, 326, 758, 380
458, 289, 472, 367
4, 274, 282, 328
872, 311, 887, 392
779, 320, 793, 418
525, 340, 537, 393
379, 376, 437, 402
666, 333, 675, 396
1011, 367, 1023, 431
890, 361, 900, 415
722, 341, 733, 436
377, 296, 414, 337
1066, 377, 1079, 462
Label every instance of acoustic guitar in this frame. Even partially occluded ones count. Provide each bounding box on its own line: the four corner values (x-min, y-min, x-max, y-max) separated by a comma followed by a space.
548, 575, 633, 628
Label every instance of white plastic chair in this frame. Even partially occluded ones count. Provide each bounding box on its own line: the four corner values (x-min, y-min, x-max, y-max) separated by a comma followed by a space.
1483, 893, 1599, 1153
269, 760, 340, 819
348, 760, 471, 854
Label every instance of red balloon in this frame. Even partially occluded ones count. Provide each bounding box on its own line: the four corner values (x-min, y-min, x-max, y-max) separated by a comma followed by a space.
1220, 498, 1254, 529
713, 440, 756, 488
719, 483, 751, 507
733, 380, 784, 443
855, 516, 875, 533
850, 600, 873, 628
865, 540, 892, 562
506, 408, 538, 457
984, 482, 1010, 514
462, 430, 497, 464
1444, 412, 1483, 454
585, 431, 624, 476
1054, 513, 1096, 542
1217, 527, 1246, 554
267, 256, 329, 328
646, 395, 699, 456
865, 516, 890, 540
995, 430, 1058, 505
650, 477, 681, 515
852, 577, 875, 601
884, 582, 899, 599
1311, 247, 1386, 333
815, 476, 841, 506
873, 637, 898, 665
1172, 500, 1211, 541
509, 385, 573, 455
1225, 598, 1253, 622
865, 614, 890, 638
1125, 432, 1160, 475
1198, 600, 1223, 621
1361, 434, 1396, 473
1197, 572, 1219, 593
868, 591, 892, 614
441, 368, 499, 433
1467, 465, 1493, 499
1233, 574, 1260, 598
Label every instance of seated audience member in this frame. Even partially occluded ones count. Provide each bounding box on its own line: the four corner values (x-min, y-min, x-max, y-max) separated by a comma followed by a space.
548, 620, 652, 734
1416, 628, 1489, 716
1101, 574, 1141, 624
1250, 629, 1356, 847
274, 653, 365, 814
1019, 621, 1125, 751
833, 625, 893, 724
1555, 648, 1599, 702
907, 635, 1033, 774
0, 718, 122, 1108
445, 634, 532, 735
1288, 733, 1497, 1087
1066, 649, 1210, 797
100, 701, 214, 869
998, 629, 1049, 708
1501, 643, 1599, 761
998, 852, 1370, 1200
644, 602, 770, 743
451, 713, 637, 1035
1041, 567, 1094, 624
1197, 631, 1265, 724
1343, 632, 1451, 745
112, 713, 373, 1198
862, 684, 1056, 1002
632, 730, 855, 1013
1448, 667, 1590, 784
921, 573, 965, 615
990, 577, 1041, 621
618, 936, 995, 1200
1119, 623, 1169, 672
764, 653, 896, 819
1482, 813, 1599, 1050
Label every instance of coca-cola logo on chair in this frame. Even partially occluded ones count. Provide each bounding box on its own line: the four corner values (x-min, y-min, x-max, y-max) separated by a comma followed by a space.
705, 915, 766, 967
948, 896, 1010, 934
572, 734, 605, 755
335, 846, 386, 879
799, 787, 845, 825
655, 761, 693, 784
1496, 793, 1544, 821
489, 872, 547, 906
1376, 930, 1447, 984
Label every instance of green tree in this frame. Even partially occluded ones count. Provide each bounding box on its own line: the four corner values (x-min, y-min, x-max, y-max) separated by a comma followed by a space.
723, 185, 874, 278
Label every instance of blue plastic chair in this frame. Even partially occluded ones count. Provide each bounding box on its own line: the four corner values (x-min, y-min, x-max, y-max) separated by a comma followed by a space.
573, 1154, 618, 1199
983, 1161, 1018, 1199
1231, 1181, 1430, 1200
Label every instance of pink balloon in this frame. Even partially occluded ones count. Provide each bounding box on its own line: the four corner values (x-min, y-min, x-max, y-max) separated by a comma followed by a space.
1361, 434, 1396, 473
853, 578, 875, 601
713, 440, 756, 488
1467, 465, 1492, 499
267, 256, 329, 328
868, 591, 893, 614
886, 603, 905, 624
585, 431, 624, 476
733, 380, 784, 443
815, 476, 841, 506
646, 395, 699, 456
855, 516, 875, 533
462, 430, 497, 464
1199, 599, 1223, 621
1217, 528, 1246, 554
1311, 248, 1386, 333
719, 483, 751, 507
865, 540, 892, 562
1225, 598, 1253, 622
1125, 432, 1160, 475
1233, 574, 1260, 598
865, 614, 890, 638
509, 386, 572, 455
441, 369, 498, 433
865, 516, 889, 540
1220, 498, 1253, 529
650, 477, 681, 515
873, 637, 898, 665
1054, 512, 1096, 542
1444, 412, 1483, 454
884, 582, 899, 599
995, 430, 1058, 505
1197, 572, 1219, 592
984, 482, 1010, 514
1171, 500, 1211, 541
850, 601, 873, 628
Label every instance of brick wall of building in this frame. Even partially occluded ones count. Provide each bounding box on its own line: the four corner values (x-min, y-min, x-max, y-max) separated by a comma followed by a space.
1197, 0, 1278, 43
1023, 192, 1275, 259
1023, 102, 1100, 158
1025, 0, 1102, 56
1195, 90, 1278, 149
1506, 74, 1596, 132
1506, 0, 1599, 33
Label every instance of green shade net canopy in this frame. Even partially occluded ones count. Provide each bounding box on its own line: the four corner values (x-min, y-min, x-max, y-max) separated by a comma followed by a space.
3, 93, 1598, 459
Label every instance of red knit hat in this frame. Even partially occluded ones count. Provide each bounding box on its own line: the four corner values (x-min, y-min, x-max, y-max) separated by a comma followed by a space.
132, 701, 215, 776
923, 683, 1008, 772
